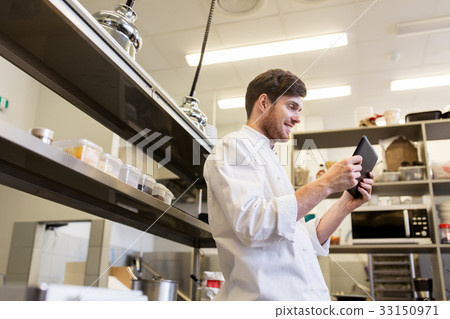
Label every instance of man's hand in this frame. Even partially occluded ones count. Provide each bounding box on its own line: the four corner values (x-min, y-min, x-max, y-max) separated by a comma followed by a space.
319, 156, 363, 194
315, 172, 374, 244
341, 172, 374, 211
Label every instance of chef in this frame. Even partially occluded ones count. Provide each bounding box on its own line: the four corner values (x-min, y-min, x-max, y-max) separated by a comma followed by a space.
203, 68, 374, 301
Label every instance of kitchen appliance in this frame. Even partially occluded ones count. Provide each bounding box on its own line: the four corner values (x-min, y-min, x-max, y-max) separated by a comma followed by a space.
93, 0, 142, 59
351, 209, 432, 244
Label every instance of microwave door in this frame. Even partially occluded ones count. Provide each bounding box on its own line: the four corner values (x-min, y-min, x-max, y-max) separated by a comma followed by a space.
403, 209, 410, 238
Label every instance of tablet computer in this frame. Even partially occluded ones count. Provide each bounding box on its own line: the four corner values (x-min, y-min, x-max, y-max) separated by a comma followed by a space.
347, 135, 378, 198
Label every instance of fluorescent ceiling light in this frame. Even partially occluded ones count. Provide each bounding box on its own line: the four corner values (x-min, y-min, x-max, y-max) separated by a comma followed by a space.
218, 97, 245, 109
397, 16, 450, 36
217, 85, 351, 109
186, 32, 347, 66
304, 85, 351, 101
390, 74, 450, 91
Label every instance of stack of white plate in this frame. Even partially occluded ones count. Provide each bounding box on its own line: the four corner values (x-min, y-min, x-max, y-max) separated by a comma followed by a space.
438, 201, 450, 224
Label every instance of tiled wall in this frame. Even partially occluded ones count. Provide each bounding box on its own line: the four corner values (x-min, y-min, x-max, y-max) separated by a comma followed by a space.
38, 223, 90, 284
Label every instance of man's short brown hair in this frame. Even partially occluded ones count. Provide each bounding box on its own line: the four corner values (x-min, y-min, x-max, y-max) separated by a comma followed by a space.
245, 69, 306, 119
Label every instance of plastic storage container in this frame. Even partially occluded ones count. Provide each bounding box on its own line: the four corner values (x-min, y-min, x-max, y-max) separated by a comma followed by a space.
118, 164, 141, 188
164, 188, 175, 205
97, 153, 123, 178
153, 183, 175, 205
54, 139, 103, 167
439, 224, 450, 244
378, 171, 400, 182
138, 174, 156, 195
399, 166, 426, 181
431, 161, 450, 179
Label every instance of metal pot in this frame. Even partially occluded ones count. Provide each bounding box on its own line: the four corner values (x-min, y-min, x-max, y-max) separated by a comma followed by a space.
131, 278, 178, 301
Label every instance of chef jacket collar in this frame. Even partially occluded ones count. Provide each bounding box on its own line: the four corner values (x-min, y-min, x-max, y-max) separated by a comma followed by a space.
241, 125, 272, 150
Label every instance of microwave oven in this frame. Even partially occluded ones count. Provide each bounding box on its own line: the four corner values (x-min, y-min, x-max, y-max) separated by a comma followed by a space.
351, 209, 432, 244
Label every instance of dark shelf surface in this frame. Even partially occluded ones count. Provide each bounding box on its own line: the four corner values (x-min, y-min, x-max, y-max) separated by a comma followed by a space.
0, 121, 215, 248
0, 0, 212, 183
294, 122, 424, 149
329, 244, 437, 254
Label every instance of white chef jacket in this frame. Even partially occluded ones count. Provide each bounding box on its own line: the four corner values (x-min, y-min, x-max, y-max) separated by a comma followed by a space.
204, 125, 331, 301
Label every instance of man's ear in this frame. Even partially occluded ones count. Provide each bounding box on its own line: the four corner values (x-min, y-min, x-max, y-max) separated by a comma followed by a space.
258, 94, 268, 112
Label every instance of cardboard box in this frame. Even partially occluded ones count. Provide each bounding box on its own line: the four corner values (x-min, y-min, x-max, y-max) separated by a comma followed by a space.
109, 267, 132, 289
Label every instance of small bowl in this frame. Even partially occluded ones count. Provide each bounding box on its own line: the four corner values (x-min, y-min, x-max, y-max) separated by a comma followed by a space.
29, 127, 54, 144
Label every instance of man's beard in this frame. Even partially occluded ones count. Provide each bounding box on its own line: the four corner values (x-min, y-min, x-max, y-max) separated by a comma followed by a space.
260, 114, 287, 142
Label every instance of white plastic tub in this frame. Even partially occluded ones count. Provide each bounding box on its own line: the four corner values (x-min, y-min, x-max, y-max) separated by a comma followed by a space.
138, 174, 156, 195
97, 153, 123, 178
119, 164, 141, 188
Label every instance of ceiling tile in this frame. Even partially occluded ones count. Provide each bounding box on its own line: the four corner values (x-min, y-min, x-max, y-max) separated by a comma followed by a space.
281, 2, 357, 38
424, 30, 450, 65
355, 0, 437, 42
356, 35, 428, 73
199, 0, 280, 25
136, 38, 172, 71
135, 0, 207, 36
275, 0, 356, 14
215, 15, 285, 46
152, 29, 223, 68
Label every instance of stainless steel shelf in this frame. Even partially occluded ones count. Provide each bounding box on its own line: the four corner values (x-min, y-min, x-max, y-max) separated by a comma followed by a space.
432, 179, 450, 196
0, 121, 215, 248
329, 244, 437, 254
0, 0, 212, 183
293, 122, 424, 149
313, 181, 430, 198
425, 119, 450, 140
354, 204, 427, 212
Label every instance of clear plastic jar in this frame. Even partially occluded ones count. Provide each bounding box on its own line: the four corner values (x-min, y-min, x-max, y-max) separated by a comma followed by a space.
138, 174, 156, 195
439, 224, 450, 244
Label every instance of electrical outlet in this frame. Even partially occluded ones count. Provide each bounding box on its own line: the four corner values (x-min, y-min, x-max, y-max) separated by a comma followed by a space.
0, 96, 9, 110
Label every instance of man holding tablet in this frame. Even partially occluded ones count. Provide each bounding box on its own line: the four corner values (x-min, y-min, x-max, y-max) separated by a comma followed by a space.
204, 69, 375, 301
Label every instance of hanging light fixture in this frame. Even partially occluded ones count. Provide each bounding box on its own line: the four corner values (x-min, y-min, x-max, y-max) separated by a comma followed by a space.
180, 0, 216, 134
93, 0, 143, 59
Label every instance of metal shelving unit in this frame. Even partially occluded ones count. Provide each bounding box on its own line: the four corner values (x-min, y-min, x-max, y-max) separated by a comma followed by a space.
0, 118, 215, 248
0, 0, 212, 183
0, 0, 215, 252
294, 119, 450, 300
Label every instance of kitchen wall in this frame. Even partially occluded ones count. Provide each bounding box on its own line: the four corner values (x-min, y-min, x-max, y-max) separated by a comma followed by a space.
0, 57, 40, 131
38, 222, 91, 285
